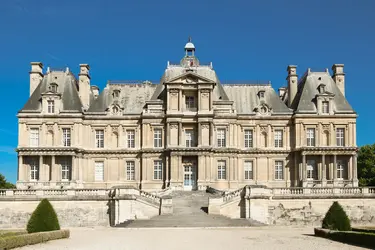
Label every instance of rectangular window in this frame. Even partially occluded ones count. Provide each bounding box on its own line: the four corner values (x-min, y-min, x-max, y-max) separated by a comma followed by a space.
337, 160, 345, 179
336, 128, 345, 146
127, 130, 135, 148
95, 130, 104, 148
306, 128, 315, 147
62, 128, 71, 147
29, 128, 39, 147
185, 96, 195, 109
322, 101, 329, 114
94, 161, 104, 181
30, 159, 39, 181
153, 160, 163, 180
61, 159, 70, 181
47, 100, 55, 113
185, 129, 195, 147
274, 161, 283, 180
154, 129, 162, 148
126, 161, 135, 181
274, 129, 283, 148
217, 160, 227, 180
244, 161, 253, 180
217, 129, 226, 148
307, 160, 316, 180
244, 130, 253, 148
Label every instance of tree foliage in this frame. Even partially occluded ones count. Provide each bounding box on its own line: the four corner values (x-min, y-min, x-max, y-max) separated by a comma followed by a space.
322, 201, 351, 231
0, 174, 15, 189
27, 199, 60, 233
358, 144, 375, 186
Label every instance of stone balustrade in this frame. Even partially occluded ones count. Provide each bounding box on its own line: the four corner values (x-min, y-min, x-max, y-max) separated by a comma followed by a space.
0, 188, 111, 198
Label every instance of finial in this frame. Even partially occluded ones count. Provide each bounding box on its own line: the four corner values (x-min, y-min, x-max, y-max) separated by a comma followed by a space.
188, 36, 192, 42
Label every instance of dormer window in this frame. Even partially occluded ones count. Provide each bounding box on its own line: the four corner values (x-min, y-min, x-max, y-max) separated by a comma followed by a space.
113, 90, 120, 99
322, 101, 329, 114
258, 90, 265, 99
49, 83, 58, 93
318, 84, 326, 94
47, 100, 55, 113
112, 106, 119, 114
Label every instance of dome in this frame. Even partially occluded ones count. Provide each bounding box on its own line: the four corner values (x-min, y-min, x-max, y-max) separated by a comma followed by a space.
185, 42, 195, 50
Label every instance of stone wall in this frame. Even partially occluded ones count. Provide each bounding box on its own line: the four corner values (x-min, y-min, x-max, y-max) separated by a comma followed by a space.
0, 200, 109, 229
209, 186, 375, 226
266, 198, 375, 226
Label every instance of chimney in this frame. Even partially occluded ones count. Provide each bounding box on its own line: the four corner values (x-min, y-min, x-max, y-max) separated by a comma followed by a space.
332, 64, 345, 96
278, 87, 286, 98
287, 65, 298, 107
91, 85, 100, 99
79, 64, 91, 110
29, 62, 44, 96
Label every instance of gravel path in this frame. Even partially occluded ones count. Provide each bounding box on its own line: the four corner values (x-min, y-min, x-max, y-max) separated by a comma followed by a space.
19, 226, 366, 250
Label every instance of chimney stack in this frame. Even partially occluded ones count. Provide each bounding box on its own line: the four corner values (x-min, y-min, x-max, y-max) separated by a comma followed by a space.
79, 64, 91, 110
278, 87, 286, 98
287, 65, 298, 107
29, 62, 44, 96
332, 64, 345, 96
91, 85, 100, 99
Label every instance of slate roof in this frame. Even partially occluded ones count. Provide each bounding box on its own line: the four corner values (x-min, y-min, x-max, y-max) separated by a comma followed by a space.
83, 64, 292, 115
87, 83, 159, 113
223, 84, 292, 114
291, 71, 354, 113
20, 70, 82, 113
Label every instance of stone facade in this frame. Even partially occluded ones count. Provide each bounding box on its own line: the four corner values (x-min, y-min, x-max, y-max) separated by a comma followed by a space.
16, 39, 358, 192
209, 186, 375, 226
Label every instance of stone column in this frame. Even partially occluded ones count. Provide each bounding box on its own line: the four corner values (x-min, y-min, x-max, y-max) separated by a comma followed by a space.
71, 156, 76, 181
352, 154, 358, 184
197, 123, 201, 147
321, 155, 326, 186
210, 123, 214, 146
39, 155, 43, 181
333, 154, 337, 182
51, 155, 56, 182
178, 122, 183, 147
18, 155, 24, 181
165, 156, 169, 187
302, 154, 306, 182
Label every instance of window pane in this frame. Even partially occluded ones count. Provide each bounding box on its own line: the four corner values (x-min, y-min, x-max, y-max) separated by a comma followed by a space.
306, 128, 315, 146
244, 130, 253, 148
126, 161, 135, 181
217, 129, 226, 148
63, 128, 71, 147
30, 128, 39, 147
154, 129, 162, 148
274, 130, 283, 148
153, 160, 163, 180
274, 161, 283, 180
217, 160, 226, 180
127, 130, 135, 148
96, 130, 104, 148
244, 161, 253, 180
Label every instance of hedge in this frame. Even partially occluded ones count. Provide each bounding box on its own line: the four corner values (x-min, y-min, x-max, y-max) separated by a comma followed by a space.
314, 228, 375, 249
322, 201, 351, 231
0, 229, 70, 249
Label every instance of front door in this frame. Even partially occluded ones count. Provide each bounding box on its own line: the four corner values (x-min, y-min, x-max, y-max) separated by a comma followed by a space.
183, 163, 196, 191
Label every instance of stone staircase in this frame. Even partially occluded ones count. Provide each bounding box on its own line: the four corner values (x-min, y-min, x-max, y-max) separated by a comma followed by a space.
116, 190, 262, 228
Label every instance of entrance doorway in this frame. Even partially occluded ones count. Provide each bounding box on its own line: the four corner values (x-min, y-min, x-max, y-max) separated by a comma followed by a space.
183, 158, 197, 191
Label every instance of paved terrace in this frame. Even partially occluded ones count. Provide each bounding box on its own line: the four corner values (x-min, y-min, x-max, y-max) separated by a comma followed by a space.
19, 227, 366, 250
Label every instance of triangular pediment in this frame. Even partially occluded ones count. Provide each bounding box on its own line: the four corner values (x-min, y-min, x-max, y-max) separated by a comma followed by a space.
166, 72, 216, 85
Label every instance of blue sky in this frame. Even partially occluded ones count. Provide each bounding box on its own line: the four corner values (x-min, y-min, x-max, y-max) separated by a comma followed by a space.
0, 0, 374, 183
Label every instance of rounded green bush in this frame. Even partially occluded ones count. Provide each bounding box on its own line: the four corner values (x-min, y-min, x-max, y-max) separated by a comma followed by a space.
27, 199, 60, 233
322, 201, 351, 231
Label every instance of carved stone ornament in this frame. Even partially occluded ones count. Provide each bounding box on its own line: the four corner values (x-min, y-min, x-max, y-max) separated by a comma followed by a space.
186, 76, 198, 83
254, 103, 272, 116
322, 124, 330, 132
170, 123, 178, 129
201, 92, 209, 99
47, 125, 54, 132
260, 126, 267, 133
170, 89, 179, 97
201, 124, 210, 130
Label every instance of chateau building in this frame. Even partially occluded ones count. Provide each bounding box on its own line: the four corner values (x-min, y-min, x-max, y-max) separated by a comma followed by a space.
16, 40, 358, 191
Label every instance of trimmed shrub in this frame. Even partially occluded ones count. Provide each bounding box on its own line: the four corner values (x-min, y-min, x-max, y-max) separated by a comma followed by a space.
27, 199, 60, 233
322, 201, 351, 231
0, 229, 70, 249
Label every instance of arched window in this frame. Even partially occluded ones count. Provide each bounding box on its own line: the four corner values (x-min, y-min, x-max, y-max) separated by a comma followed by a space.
49, 83, 58, 93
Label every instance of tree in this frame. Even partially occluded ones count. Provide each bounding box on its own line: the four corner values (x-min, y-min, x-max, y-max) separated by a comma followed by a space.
0, 174, 15, 189
322, 201, 351, 231
357, 144, 375, 186
27, 199, 60, 233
